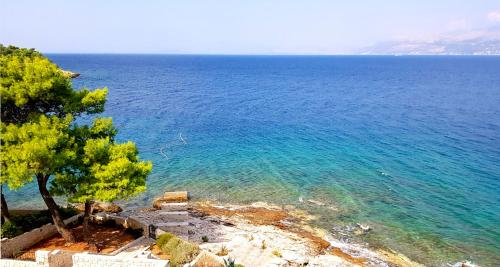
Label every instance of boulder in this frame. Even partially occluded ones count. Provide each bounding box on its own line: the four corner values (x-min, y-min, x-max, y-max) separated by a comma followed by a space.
190, 251, 224, 267
93, 202, 123, 213
152, 197, 166, 209
71, 202, 123, 213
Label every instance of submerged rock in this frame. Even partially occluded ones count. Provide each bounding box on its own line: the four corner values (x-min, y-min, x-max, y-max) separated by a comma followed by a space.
450, 262, 480, 267
307, 199, 325, 206
356, 223, 371, 232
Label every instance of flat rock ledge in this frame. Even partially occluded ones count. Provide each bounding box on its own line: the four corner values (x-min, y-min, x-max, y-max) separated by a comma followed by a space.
152, 191, 189, 209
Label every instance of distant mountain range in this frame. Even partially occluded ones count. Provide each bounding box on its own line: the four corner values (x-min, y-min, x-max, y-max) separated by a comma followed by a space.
361, 29, 500, 55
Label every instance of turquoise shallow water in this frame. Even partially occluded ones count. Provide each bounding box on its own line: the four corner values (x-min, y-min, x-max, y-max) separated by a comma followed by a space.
5, 55, 500, 266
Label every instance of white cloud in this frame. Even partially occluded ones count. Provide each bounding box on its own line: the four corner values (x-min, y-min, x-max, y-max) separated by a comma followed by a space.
487, 11, 500, 22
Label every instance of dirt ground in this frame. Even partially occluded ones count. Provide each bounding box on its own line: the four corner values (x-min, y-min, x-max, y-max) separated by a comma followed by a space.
16, 223, 137, 261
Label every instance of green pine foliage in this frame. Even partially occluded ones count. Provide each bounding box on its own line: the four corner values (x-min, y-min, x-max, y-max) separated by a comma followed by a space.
0, 115, 77, 189
0, 44, 107, 124
51, 117, 152, 204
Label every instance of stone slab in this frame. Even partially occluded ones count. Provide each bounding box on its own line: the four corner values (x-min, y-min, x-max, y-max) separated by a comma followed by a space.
157, 211, 189, 222
160, 202, 188, 212
163, 191, 188, 202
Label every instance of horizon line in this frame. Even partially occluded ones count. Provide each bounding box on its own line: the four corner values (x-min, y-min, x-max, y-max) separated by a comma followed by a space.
42, 52, 500, 57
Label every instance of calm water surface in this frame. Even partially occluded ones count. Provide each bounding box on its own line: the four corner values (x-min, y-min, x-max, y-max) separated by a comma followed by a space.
7, 55, 500, 266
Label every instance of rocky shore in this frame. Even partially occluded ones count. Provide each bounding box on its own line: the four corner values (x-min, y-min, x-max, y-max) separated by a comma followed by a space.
190, 201, 428, 267
125, 199, 429, 267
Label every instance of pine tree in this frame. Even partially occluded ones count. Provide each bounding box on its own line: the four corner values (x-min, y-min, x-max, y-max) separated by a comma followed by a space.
1, 45, 150, 242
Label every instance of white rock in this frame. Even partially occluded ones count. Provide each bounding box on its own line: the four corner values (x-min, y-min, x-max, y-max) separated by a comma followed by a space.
308, 255, 357, 267
307, 199, 325, 206
356, 223, 371, 231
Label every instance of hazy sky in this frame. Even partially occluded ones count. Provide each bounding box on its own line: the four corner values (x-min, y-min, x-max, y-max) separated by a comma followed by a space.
1, 0, 500, 54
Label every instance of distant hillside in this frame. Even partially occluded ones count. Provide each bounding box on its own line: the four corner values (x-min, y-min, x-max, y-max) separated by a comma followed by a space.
362, 29, 500, 55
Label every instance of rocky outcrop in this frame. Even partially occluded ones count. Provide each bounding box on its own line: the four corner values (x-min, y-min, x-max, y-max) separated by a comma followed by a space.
61, 70, 80, 78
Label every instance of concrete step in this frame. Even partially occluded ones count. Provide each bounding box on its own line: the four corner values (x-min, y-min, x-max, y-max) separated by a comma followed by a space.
160, 202, 188, 211
156, 221, 189, 228
157, 211, 189, 222
116, 245, 150, 258
155, 222, 189, 240
137, 250, 153, 259
112, 236, 155, 258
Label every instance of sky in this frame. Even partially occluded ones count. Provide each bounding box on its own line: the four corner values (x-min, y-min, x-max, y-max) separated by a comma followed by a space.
1, 0, 500, 54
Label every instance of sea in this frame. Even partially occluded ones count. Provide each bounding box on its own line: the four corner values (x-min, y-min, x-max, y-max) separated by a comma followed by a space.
6, 55, 500, 266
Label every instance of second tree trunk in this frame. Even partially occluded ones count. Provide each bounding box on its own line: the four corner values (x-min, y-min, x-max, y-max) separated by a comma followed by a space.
37, 174, 76, 243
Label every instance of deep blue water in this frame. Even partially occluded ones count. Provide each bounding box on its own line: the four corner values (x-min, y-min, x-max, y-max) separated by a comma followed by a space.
6, 55, 500, 266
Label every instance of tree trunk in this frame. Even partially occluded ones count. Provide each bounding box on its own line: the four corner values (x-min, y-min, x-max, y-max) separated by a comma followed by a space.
82, 200, 93, 241
1, 185, 11, 223
36, 174, 76, 243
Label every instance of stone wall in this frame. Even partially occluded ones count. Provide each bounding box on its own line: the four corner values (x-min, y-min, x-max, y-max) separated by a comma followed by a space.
36, 250, 75, 267
0, 250, 169, 267
108, 236, 147, 256
0, 259, 38, 267
1, 224, 57, 258
72, 253, 169, 267
0, 214, 82, 259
